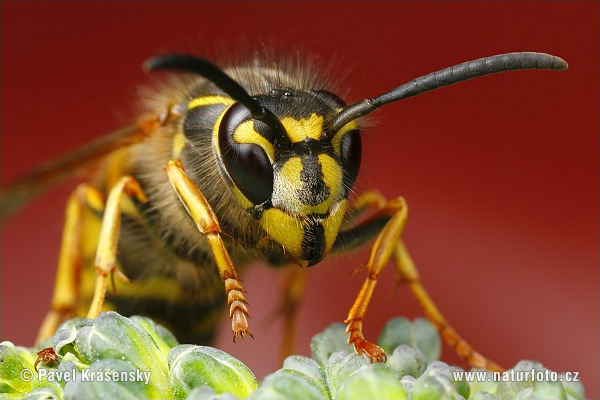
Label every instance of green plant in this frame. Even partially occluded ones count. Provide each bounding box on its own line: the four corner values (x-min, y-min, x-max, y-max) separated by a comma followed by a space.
0, 312, 585, 400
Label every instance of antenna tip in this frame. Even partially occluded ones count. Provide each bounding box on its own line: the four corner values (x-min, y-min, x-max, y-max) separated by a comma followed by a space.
143, 55, 169, 72
553, 56, 569, 71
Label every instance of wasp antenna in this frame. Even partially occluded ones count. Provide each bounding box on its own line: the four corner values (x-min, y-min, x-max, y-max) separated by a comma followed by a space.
145, 54, 289, 147
331, 52, 568, 132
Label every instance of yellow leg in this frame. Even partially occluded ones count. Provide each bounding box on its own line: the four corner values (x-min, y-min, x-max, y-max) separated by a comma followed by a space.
164, 159, 251, 340
392, 241, 504, 371
345, 196, 408, 362
87, 176, 147, 319
37, 184, 105, 342
342, 189, 387, 226
340, 189, 503, 371
279, 267, 307, 363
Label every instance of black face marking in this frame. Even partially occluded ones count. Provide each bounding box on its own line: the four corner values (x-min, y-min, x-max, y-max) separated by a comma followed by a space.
298, 155, 330, 206
303, 220, 326, 266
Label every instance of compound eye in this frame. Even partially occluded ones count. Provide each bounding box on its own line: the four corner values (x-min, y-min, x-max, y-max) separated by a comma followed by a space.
339, 129, 361, 193
218, 103, 274, 205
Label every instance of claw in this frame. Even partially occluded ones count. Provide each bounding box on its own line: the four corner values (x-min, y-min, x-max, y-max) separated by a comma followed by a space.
231, 304, 252, 343
353, 338, 387, 363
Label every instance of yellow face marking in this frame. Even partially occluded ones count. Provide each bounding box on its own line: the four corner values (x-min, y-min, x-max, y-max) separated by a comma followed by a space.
276, 157, 303, 195
317, 153, 343, 208
259, 199, 347, 260
281, 114, 324, 143
324, 199, 347, 253
187, 95, 233, 110
233, 120, 276, 162
260, 208, 305, 257
331, 120, 359, 154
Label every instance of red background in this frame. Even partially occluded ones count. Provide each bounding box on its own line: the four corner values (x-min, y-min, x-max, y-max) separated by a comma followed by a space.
1, 2, 598, 397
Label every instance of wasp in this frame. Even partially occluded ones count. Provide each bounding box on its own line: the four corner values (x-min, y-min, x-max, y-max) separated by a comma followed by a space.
1, 51, 567, 370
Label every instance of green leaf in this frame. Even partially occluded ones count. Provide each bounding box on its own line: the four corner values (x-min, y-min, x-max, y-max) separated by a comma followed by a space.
495, 360, 546, 399
467, 369, 497, 397
73, 312, 172, 398
559, 373, 585, 400
377, 317, 441, 363
310, 323, 352, 367
185, 385, 242, 400
386, 344, 428, 378
325, 351, 369, 399
63, 359, 154, 399
22, 386, 61, 400
0, 341, 35, 397
248, 370, 327, 400
335, 364, 406, 400
520, 381, 567, 400
411, 373, 461, 400
282, 356, 329, 398
420, 361, 470, 398
130, 316, 179, 359
470, 391, 500, 400
53, 317, 93, 362
168, 345, 257, 399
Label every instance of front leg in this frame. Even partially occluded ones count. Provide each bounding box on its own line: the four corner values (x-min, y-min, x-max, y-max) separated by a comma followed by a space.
164, 159, 251, 340
335, 189, 503, 371
338, 196, 409, 362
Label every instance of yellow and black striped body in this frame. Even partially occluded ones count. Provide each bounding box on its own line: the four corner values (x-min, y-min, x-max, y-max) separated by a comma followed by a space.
77, 61, 361, 343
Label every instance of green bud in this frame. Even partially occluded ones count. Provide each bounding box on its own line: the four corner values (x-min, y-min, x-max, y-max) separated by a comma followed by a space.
130, 315, 179, 359
496, 360, 546, 399
386, 344, 428, 378
53, 317, 92, 359
335, 364, 406, 400
168, 345, 257, 399
22, 386, 61, 400
326, 351, 369, 399
310, 323, 353, 367
420, 361, 470, 398
185, 385, 241, 400
282, 356, 329, 398
63, 359, 155, 399
470, 391, 500, 400
74, 311, 171, 395
559, 373, 585, 400
467, 369, 497, 397
377, 317, 441, 363
248, 370, 326, 400
522, 381, 567, 400
411, 373, 461, 400
399, 375, 415, 394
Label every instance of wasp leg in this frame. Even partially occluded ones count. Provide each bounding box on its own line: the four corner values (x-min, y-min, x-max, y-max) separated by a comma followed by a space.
340, 196, 408, 362
392, 241, 503, 371
334, 190, 503, 371
164, 159, 251, 341
340, 189, 387, 228
277, 267, 307, 362
87, 176, 147, 319
37, 184, 105, 343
